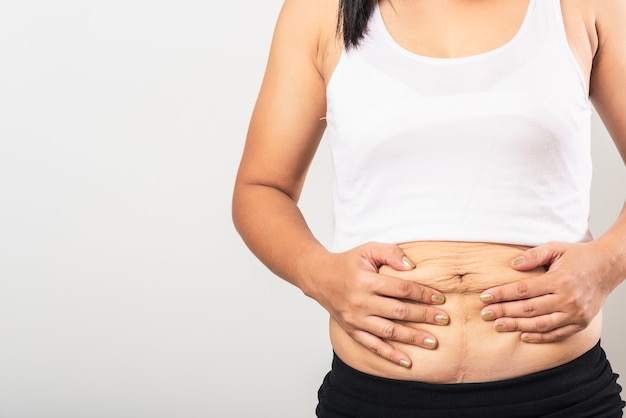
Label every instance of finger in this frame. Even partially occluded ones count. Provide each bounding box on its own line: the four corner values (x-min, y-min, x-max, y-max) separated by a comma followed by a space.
369, 296, 450, 325
375, 274, 446, 305
350, 330, 414, 368
491, 312, 566, 334
519, 324, 586, 344
509, 242, 563, 272
364, 242, 417, 272
480, 294, 555, 321
364, 316, 439, 350
480, 274, 552, 304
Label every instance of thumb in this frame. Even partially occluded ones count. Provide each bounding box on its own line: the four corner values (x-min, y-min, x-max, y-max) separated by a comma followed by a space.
510, 243, 558, 271
367, 243, 416, 271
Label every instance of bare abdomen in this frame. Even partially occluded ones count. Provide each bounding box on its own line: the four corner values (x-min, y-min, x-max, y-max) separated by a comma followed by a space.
330, 241, 602, 383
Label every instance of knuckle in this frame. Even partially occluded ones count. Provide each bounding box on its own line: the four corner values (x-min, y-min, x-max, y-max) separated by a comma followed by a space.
410, 305, 428, 323
354, 274, 373, 290
340, 305, 362, 324
354, 297, 369, 311
377, 347, 395, 362
546, 241, 563, 254
419, 307, 429, 323
516, 280, 530, 297
522, 301, 536, 315
563, 294, 581, 310
392, 302, 410, 320
380, 323, 398, 339
368, 341, 382, 355
345, 294, 364, 311
416, 287, 428, 304
551, 330, 566, 342
405, 330, 420, 344
535, 317, 551, 332
557, 275, 575, 291
577, 313, 591, 327
342, 312, 358, 328
396, 280, 412, 298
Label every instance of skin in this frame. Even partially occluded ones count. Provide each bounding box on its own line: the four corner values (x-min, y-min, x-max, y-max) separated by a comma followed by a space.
480, 0, 626, 344
330, 242, 603, 382
232, 0, 626, 369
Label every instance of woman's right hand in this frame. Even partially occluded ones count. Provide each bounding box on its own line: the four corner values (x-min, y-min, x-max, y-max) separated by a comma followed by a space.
302, 242, 449, 369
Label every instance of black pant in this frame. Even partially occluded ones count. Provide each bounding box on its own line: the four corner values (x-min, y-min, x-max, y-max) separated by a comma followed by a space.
317, 341, 625, 417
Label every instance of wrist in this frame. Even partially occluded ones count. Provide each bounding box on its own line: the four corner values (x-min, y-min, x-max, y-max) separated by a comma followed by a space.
294, 244, 334, 299
587, 236, 626, 292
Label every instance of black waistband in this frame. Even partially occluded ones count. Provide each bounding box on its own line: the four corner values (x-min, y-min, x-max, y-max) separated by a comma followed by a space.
318, 341, 624, 417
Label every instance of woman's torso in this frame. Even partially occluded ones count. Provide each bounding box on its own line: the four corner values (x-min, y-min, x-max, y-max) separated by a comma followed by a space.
325, 0, 594, 251
317, 0, 601, 383
330, 242, 602, 383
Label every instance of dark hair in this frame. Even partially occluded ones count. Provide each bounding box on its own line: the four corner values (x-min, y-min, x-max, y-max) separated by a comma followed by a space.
338, 0, 377, 49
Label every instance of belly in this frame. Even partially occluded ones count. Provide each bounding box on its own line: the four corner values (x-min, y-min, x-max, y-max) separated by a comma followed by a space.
330, 241, 602, 383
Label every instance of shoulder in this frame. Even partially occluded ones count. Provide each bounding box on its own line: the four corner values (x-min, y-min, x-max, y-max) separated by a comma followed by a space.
591, 0, 626, 46
564, 0, 626, 55
273, 0, 342, 81
272, 0, 340, 52
560, 0, 626, 75
586, 0, 626, 74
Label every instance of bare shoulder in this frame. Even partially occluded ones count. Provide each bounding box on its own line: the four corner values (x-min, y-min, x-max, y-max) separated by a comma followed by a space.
591, 0, 626, 25
273, 0, 341, 77
591, 0, 626, 45
275, 0, 338, 38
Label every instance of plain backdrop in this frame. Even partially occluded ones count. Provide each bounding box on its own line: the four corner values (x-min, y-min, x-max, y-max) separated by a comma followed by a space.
0, 1, 624, 417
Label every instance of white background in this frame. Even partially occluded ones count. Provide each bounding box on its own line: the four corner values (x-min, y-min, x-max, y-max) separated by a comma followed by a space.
0, 1, 624, 417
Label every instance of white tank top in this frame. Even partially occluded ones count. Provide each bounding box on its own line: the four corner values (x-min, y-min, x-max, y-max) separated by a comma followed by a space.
325, 0, 592, 252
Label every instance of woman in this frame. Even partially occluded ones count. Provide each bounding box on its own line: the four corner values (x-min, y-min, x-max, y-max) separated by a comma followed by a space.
233, 0, 626, 416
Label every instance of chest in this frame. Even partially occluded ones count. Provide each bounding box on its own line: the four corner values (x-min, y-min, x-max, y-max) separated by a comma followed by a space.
322, 0, 596, 91
379, 0, 532, 59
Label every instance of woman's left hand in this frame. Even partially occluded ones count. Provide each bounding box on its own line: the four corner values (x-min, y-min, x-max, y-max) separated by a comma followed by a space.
479, 241, 617, 343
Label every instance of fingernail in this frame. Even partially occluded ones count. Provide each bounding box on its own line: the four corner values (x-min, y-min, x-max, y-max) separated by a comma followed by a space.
402, 256, 416, 269
399, 359, 411, 368
481, 311, 495, 320
511, 256, 525, 266
480, 294, 493, 303
521, 334, 532, 342
435, 314, 449, 325
431, 294, 445, 304
424, 338, 437, 349
495, 322, 506, 331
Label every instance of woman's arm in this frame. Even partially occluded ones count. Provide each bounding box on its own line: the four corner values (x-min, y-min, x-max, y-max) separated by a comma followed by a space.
478, 0, 626, 342
232, 0, 449, 367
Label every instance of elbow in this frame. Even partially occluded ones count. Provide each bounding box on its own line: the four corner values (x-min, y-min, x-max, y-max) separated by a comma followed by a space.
231, 183, 246, 237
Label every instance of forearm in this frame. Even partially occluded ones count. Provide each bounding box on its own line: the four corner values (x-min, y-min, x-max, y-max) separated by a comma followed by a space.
232, 182, 330, 295
592, 201, 626, 292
